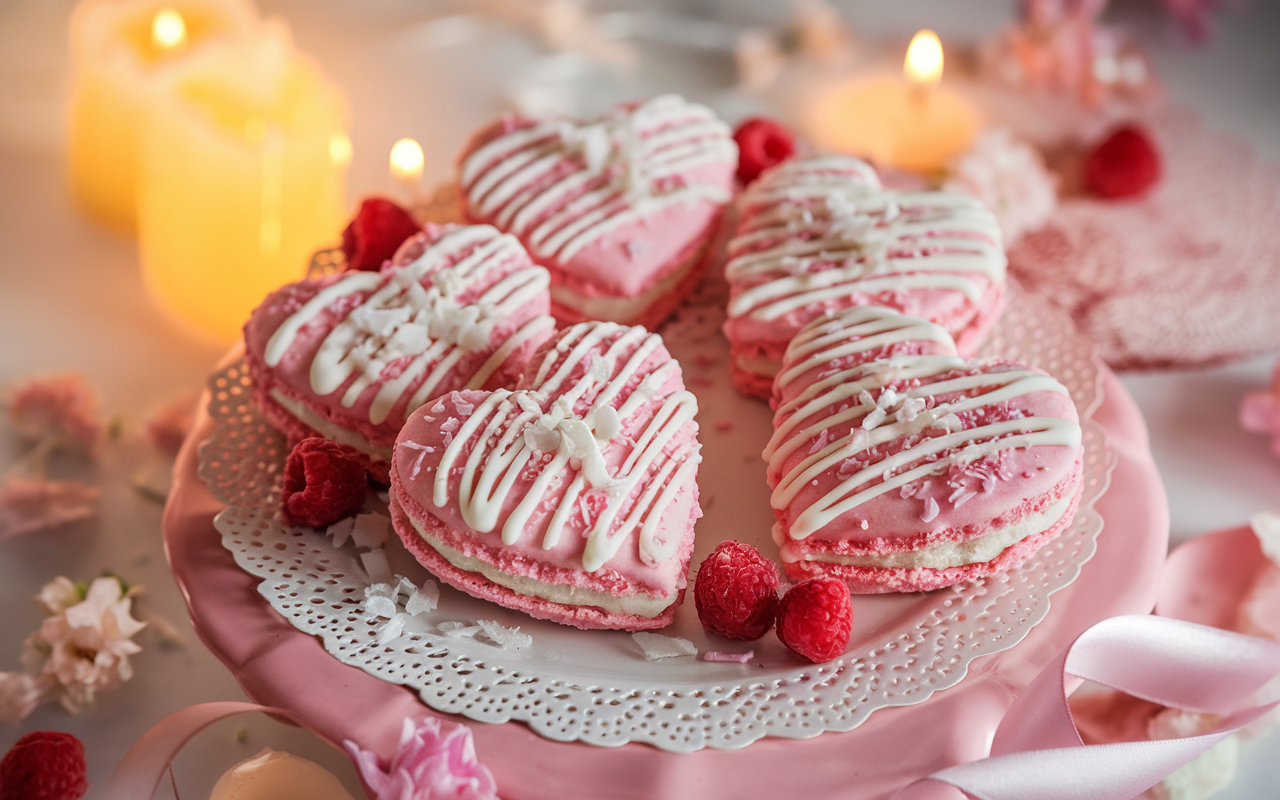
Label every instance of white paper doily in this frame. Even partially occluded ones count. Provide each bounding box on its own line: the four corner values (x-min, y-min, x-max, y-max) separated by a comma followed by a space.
199, 281, 1111, 753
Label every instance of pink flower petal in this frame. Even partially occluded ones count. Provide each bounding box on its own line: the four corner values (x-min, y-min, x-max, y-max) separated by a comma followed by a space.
0, 476, 100, 540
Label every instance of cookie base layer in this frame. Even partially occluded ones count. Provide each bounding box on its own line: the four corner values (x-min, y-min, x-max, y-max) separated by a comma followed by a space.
782, 471, 1084, 594
249, 381, 391, 484
389, 496, 683, 632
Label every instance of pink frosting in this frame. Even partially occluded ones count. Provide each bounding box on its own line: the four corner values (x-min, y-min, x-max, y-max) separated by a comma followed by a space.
768, 315, 1083, 593
456, 98, 736, 324
723, 155, 1007, 399
389, 325, 701, 629
243, 225, 552, 461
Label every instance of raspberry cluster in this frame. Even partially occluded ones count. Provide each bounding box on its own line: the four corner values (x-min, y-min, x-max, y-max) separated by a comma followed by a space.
733, 118, 797, 186
282, 437, 369, 527
341, 196, 422, 272
0, 731, 88, 800
1084, 125, 1161, 199
694, 541, 855, 663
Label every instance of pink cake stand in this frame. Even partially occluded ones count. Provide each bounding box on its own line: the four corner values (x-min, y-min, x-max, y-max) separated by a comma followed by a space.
163, 360, 1167, 800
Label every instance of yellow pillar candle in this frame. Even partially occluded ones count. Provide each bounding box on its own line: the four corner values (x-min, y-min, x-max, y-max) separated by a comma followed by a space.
811, 30, 980, 175
137, 20, 350, 343
67, 0, 258, 230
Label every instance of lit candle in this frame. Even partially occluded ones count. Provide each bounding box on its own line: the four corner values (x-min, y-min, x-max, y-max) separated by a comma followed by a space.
389, 137, 425, 196
136, 21, 350, 343
810, 30, 980, 174
210, 748, 355, 800
67, 0, 258, 230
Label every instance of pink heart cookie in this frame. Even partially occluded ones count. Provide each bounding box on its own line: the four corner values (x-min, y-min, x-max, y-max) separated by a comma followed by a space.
457, 95, 737, 330
764, 306, 1082, 593
389, 321, 702, 630
244, 224, 556, 481
724, 154, 1008, 399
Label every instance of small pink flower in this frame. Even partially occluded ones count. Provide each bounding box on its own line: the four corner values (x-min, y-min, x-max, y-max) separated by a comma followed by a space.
144, 391, 200, 458
345, 717, 498, 800
0, 672, 40, 723
1240, 361, 1280, 458
22, 576, 146, 714
6, 373, 103, 452
0, 476, 100, 541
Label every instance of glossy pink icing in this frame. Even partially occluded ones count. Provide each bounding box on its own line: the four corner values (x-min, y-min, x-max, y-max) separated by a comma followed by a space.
723, 154, 1007, 399
457, 96, 736, 326
389, 323, 701, 630
164, 365, 1167, 800
243, 225, 553, 469
767, 310, 1083, 593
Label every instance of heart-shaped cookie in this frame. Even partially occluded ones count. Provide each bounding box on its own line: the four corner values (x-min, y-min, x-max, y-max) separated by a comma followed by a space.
764, 306, 1082, 593
390, 321, 702, 630
724, 154, 1008, 399
457, 94, 737, 330
244, 224, 556, 480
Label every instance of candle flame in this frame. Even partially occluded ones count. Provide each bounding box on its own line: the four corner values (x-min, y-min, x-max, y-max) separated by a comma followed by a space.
329, 132, 353, 167
904, 30, 943, 87
390, 138, 424, 184
151, 8, 188, 53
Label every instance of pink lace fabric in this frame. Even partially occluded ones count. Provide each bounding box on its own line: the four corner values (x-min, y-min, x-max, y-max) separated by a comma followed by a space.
1008, 107, 1280, 370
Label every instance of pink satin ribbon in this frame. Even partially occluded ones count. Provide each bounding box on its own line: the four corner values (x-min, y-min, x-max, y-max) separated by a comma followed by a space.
892, 615, 1280, 800
103, 701, 300, 800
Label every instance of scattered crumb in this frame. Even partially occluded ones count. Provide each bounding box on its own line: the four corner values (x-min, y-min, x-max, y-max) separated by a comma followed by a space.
327, 516, 356, 548
477, 619, 532, 650
704, 650, 753, 664
360, 550, 393, 584
632, 632, 698, 661
235, 726, 248, 743
405, 580, 440, 616
351, 513, 390, 549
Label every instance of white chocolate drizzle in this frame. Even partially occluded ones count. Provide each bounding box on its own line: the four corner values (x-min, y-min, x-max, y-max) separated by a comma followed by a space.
727, 154, 1006, 322
263, 225, 553, 425
766, 306, 1080, 541
428, 322, 700, 573
459, 95, 737, 265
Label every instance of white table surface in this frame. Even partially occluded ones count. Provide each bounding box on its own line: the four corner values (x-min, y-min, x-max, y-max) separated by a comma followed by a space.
0, 0, 1277, 797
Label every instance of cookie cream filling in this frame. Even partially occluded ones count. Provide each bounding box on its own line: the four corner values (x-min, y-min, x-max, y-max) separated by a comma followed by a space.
550, 242, 703, 323
783, 492, 1075, 569
268, 389, 393, 462
401, 503, 672, 618
733, 354, 781, 379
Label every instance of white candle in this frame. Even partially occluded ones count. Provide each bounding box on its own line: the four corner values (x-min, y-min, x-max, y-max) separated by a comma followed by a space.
136, 20, 350, 343
67, 0, 258, 230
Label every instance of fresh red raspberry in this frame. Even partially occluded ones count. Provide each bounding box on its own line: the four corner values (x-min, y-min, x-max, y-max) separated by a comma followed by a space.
0, 731, 88, 800
776, 576, 854, 663
733, 117, 797, 186
1084, 125, 1161, 199
282, 437, 368, 527
694, 540, 781, 639
341, 197, 421, 272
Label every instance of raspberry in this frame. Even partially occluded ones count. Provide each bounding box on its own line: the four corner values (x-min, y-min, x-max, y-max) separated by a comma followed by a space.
733, 117, 797, 186
776, 576, 854, 663
1084, 125, 1161, 199
694, 541, 781, 640
0, 731, 88, 800
341, 197, 421, 272
282, 437, 368, 527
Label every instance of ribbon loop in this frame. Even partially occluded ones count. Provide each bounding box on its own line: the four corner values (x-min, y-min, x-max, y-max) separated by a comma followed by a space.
895, 615, 1280, 800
